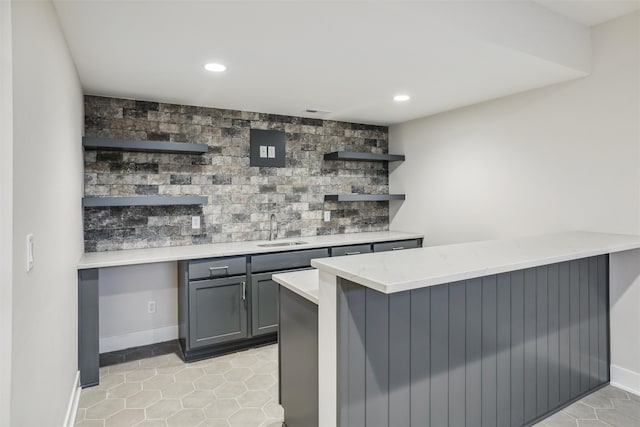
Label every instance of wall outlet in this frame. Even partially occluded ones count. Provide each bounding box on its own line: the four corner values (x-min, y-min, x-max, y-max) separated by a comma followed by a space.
26, 234, 34, 272
147, 301, 156, 314
259, 145, 268, 158
324, 211, 331, 222
192, 216, 201, 229
268, 146, 276, 158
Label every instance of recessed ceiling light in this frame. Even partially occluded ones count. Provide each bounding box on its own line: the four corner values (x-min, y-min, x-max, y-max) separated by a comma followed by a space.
393, 94, 410, 102
204, 63, 226, 72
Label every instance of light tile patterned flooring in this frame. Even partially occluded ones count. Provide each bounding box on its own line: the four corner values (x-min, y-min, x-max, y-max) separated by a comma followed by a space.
536, 385, 640, 427
75, 344, 283, 427
77, 343, 640, 427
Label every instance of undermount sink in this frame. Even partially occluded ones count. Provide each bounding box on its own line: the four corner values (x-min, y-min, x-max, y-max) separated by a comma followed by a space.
257, 241, 308, 248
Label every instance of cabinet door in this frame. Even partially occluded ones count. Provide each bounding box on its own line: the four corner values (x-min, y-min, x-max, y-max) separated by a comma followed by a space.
189, 276, 247, 349
250, 272, 281, 336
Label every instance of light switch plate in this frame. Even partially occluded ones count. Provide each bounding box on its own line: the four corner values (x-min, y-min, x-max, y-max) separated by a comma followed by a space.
324, 211, 331, 222
259, 146, 268, 158
26, 234, 34, 272
192, 216, 201, 229
268, 146, 276, 158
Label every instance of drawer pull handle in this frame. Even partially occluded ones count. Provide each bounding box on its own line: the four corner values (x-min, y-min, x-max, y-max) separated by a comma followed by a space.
209, 266, 229, 273
391, 247, 405, 251
241, 281, 246, 301
345, 251, 361, 255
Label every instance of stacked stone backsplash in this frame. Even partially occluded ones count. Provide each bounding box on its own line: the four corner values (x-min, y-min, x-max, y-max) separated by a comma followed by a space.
83, 96, 390, 252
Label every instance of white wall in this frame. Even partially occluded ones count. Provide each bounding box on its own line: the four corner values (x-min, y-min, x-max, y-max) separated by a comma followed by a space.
609, 249, 640, 393
99, 263, 178, 352
11, 0, 84, 425
389, 11, 640, 245
0, 1, 13, 425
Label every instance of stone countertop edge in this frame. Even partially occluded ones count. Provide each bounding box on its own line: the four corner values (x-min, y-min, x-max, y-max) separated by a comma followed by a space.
310, 231, 640, 295
77, 230, 423, 269
272, 269, 319, 305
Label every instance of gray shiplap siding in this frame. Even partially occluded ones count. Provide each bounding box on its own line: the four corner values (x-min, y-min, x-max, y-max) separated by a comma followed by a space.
337, 255, 610, 427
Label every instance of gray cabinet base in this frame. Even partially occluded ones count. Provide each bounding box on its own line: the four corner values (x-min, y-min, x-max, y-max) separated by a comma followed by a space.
180, 333, 276, 362
78, 268, 99, 387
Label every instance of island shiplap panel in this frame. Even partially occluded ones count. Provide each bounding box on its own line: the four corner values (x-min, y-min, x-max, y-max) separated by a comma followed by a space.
336, 255, 610, 427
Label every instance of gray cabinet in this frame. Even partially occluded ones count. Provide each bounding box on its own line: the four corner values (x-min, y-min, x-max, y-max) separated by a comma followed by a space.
331, 244, 372, 257
179, 256, 256, 360
250, 272, 280, 336
177, 239, 421, 361
373, 239, 420, 252
250, 249, 329, 337
188, 276, 247, 348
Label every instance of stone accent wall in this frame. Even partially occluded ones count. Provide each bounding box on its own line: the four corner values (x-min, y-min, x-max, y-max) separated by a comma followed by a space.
83, 96, 390, 252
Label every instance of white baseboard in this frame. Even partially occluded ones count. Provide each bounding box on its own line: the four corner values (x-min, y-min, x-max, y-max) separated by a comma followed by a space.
99, 325, 178, 353
610, 364, 640, 396
63, 371, 81, 427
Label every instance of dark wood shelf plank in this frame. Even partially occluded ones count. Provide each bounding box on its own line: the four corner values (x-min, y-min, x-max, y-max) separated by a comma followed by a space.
83, 137, 209, 155
82, 195, 209, 207
324, 194, 406, 202
323, 151, 405, 162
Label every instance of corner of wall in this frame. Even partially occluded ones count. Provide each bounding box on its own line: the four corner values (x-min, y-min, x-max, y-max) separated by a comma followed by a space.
0, 1, 13, 425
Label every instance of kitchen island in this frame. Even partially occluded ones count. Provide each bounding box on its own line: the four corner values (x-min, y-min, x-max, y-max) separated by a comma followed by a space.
274, 231, 640, 427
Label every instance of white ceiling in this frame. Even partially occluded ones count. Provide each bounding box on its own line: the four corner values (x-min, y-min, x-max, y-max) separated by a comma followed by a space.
533, 0, 640, 26
51, 0, 631, 126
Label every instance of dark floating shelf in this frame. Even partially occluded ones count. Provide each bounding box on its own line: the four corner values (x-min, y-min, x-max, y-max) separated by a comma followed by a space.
82, 195, 209, 207
324, 194, 406, 202
323, 151, 405, 162
83, 137, 209, 155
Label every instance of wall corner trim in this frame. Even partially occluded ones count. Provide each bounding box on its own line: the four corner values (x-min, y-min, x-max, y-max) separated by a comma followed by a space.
610, 364, 640, 396
63, 371, 81, 427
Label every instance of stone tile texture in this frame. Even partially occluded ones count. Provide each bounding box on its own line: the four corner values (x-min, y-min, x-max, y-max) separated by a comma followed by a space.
84, 96, 390, 252
76, 345, 283, 427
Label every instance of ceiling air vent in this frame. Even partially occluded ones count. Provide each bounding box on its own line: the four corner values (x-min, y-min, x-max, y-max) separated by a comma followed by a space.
305, 108, 331, 115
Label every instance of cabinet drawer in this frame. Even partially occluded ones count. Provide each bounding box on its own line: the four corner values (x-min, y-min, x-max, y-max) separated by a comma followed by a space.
331, 244, 372, 257
188, 256, 247, 280
373, 239, 420, 253
251, 248, 329, 273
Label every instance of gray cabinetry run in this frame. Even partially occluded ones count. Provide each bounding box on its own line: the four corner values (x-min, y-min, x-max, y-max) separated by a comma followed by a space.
176, 239, 420, 361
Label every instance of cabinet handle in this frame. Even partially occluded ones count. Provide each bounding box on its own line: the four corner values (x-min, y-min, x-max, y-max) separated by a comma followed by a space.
345, 251, 361, 255
391, 247, 405, 251
242, 281, 246, 301
209, 266, 229, 276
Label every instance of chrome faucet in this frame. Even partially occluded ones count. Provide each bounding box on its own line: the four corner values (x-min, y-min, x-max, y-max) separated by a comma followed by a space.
269, 213, 278, 241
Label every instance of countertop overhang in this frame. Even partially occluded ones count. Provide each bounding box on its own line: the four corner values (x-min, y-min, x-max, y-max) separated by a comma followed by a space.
311, 231, 640, 294
273, 269, 319, 304
77, 230, 423, 269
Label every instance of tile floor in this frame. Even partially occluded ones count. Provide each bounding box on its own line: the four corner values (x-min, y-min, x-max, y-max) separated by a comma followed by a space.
535, 385, 640, 427
77, 343, 640, 427
75, 344, 283, 427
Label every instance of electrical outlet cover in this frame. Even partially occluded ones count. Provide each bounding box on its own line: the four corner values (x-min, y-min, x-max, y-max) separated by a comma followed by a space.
192, 216, 201, 229
324, 211, 331, 222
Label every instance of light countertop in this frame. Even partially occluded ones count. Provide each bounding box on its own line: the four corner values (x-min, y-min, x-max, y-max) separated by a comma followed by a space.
272, 269, 319, 304
77, 230, 423, 269
311, 231, 640, 294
